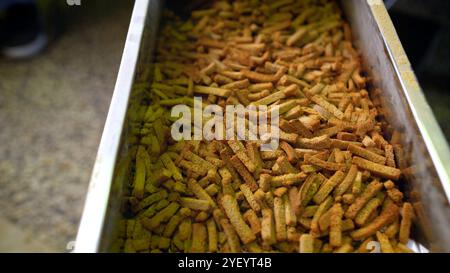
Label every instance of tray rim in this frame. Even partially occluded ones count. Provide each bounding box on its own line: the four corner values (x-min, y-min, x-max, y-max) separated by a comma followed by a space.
74, 0, 150, 253
365, 0, 450, 200
74, 0, 450, 252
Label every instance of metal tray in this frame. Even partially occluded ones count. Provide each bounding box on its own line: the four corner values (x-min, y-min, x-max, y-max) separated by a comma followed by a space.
74, 0, 450, 252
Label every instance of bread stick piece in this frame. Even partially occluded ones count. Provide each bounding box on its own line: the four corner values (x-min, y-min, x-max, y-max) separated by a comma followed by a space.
261, 208, 276, 245
348, 144, 386, 165
251, 90, 286, 106
345, 180, 383, 219
219, 219, 241, 252
178, 219, 192, 242
142, 202, 180, 231
311, 196, 333, 236
355, 198, 382, 226
246, 142, 263, 176
180, 197, 211, 211
318, 209, 332, 233
352, 156, 401, 180
240, 184, 261, 212
286, 27, 308, 46
351, 201, 399, 240
259, 173, 272, 192
221, 194, 256, 244
384, 144, 396, 168
187, 179, 217, 208
298, 135, 331, 150
222, 79, 250, 90
287, 226, 301, 242
351, 171, 363, 195
178, 160, 205, 176
190, 223, 207, 253
243, 209, 261, 235
288, 187, 301, 216
399, 202, 413, 244
329, 203, 344, 247
307, 156, 345, 171
271, 173, 307, 186
299, 174, 324, 207
299, 234, 314, 253
376, 231, 394, 253
230, 155, 258, 191
194, 85, 231, 97
272, 156, 298, 174
218, 167, 236, 196
313, 171, 345, 204
274, 197, 287, 241
242, 67, 286, 83
301, 205, 319, 218
248, 82, 273, 92
133, 147, 147, 199
183, 150, 215, 170
384, 215, 400, 238
206, 219, 218, 252
284, 195, 297, 227
219, 148, 242, 183
280, 141, 297, 163
311, 95, 344, 120
138, 190, 168, 213
317, 218, 355, 238
330, 139, 362, 150
334, 164, 358, 197
298, 217, 312, 230
163, 213, 182, 238
161, 153, 183, 181
287, 119, 313, 138
228, 140, 256, 173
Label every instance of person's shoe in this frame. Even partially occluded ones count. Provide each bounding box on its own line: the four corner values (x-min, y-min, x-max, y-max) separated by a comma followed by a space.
0, 3, 48, 59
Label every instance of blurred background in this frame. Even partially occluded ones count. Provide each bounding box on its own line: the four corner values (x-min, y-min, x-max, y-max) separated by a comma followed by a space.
388, 0, 450, 141
0, 0, 134, 251
0, 0, 448, 252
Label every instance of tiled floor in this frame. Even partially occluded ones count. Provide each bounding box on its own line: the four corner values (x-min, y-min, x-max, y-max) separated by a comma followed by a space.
0, 1, 132, 252
0, 218, 55, 252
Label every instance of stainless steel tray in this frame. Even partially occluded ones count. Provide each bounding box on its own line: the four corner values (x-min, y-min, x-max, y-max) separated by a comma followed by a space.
74, 0, 450, 252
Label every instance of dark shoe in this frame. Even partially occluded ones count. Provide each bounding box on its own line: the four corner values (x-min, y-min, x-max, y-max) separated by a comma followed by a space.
0, 3, 48, 59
